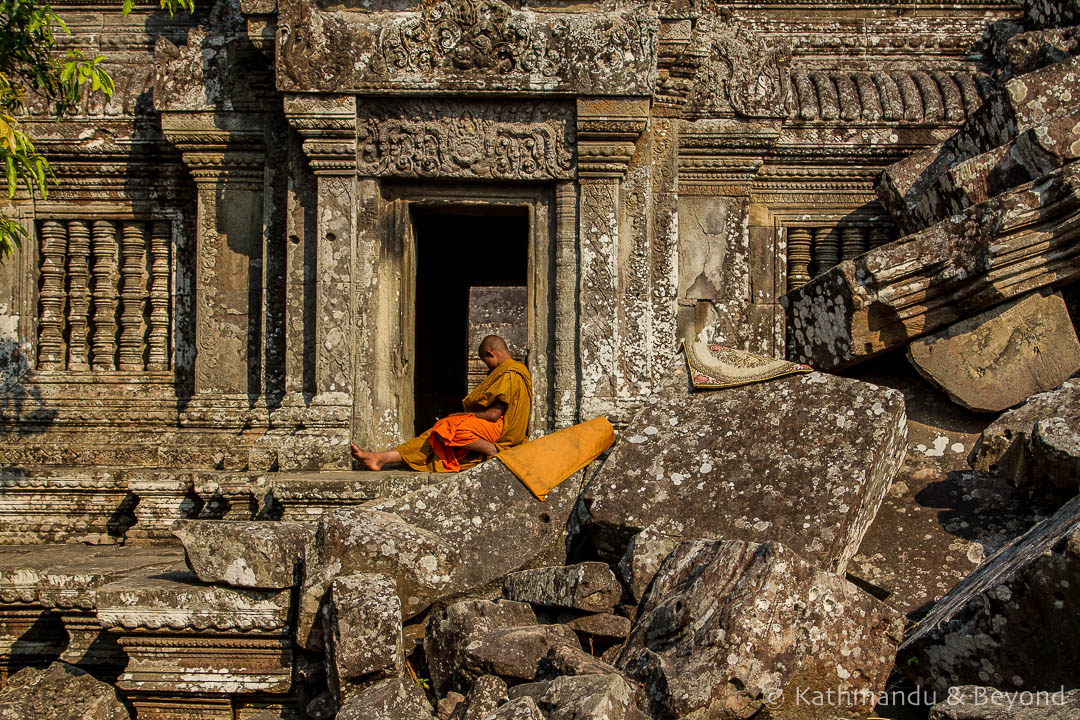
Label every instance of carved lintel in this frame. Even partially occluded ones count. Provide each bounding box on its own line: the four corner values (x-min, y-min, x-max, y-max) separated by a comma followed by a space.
160, 111, 266, 189
283, 94, 357, 175
575, 98, 650, 180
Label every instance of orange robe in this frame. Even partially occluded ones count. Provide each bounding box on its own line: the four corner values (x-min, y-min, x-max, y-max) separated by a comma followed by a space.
397, 359, 533, 472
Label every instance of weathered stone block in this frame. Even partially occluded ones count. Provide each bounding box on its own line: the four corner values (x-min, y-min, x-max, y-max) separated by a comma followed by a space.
537, 644, 619, 680
0, 662, 130, 720
1001, 26, 1080, 76
425, 599, 537, 696
298, 507, 458, 649
558, 612, 631, 641
264, 470, 434, 522
619, 539, 904, 720
454, 674, 508, 720
929, 686, 1080, 719
582, 368, 907, 574
336, 676, 434, 720
1021, 0, 1080, 28
787, 164, 1080, 371
366, 461, 584, 603
971, 379, 1080, 488
323, 573, 402, 704
517, 674, 647, 720
907, 290, 1080, 413
900, 494, 1080, 694
173, 519, 314, 589
876, 54, 1080, 234
461, 625, 580, 685
479, 696, 543, 720
502, 563, 622, 614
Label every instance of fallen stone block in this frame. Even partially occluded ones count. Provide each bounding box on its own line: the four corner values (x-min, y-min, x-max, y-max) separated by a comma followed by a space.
971, 378, 1080, 488
558, 612, 631, 641
336, 677, 435, 720
461, 625, 581, 684
323, 573, 402, 704
298, 507, 458, 648
618, 539, 904, 720
452, 674, 508, 720
617, 526, 678, 604
538, 644, 620, 680
366, 461, 584, 604
900, 494, 1080, 694
1000, 26, 1080, 76
786, 164, 1080, 371
438, 693, 465, 720
0, 662, 130, 720
502, 562, 622, 614
479, 696, 543, 720
929, 685, 1080, 719
509, 674, 647, 720
1021, 0, 1080, 28
906, 290, 1080, 413
425, 599, 537, 696
582, 368, 907, 574
172, 519, 314, 589
876, 54, 1080, 234
1032, 416, 1080, 490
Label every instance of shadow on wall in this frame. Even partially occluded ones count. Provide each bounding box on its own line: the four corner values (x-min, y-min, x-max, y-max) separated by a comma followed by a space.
0, 338, 58, 435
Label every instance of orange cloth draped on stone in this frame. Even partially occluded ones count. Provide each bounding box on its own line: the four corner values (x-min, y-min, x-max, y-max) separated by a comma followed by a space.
396, 359, 533, 472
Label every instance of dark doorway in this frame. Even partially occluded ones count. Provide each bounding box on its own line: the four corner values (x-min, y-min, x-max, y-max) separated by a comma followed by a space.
412, 207, 529, 436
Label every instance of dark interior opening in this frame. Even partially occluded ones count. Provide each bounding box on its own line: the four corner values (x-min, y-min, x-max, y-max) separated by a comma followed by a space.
413, 206, 529, 436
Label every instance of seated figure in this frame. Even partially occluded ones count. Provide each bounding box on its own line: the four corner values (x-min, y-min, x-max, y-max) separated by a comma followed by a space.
350, 335, 532, 472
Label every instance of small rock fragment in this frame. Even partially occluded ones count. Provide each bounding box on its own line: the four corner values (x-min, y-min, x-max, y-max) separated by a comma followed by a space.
558, 612, 631, 640
1031, 416, 1080, 490
617, 526, 678, 603
437, 692, 464, 720
462, 625, 580, 684
453, 675, 508, 720
478, 696, 544, 720
537, 644, 619, 680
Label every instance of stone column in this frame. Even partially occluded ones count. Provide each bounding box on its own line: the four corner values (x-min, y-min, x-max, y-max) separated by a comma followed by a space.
553, 181, 579, 429
257, 94, 358, 470
575, 98, 649, 423
160, 111, 266, 399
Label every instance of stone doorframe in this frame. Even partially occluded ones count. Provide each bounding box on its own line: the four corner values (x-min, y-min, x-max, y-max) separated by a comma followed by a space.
283, 93, 649, 453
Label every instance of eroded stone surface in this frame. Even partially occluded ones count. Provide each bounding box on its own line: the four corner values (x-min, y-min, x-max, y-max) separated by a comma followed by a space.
971, 379, 1080, 488
583, 368, 907, 574
1021, 0, 1080, 29
323, 573, 402, 703
336, 676, 434, 720
906, 291, 1080, 413
537, 644, 619, 680
0, 662, 130, 720
559, 613, 631, 641
425, 599, 538, 696
173, 519, 314, 589
453, 674, 508, 720
298, 507, 458, 648
502, 563, 622, 614
529, 674, 647, 720
619, 539, 904, 720
478, 696, 543, 720
900, 494, 1080, 694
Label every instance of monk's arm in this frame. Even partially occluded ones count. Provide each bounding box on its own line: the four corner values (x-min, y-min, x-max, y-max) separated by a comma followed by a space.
471, 400, 507, 423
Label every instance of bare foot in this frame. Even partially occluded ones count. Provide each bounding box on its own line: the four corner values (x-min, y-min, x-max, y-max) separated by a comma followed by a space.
350, 443, 401, 471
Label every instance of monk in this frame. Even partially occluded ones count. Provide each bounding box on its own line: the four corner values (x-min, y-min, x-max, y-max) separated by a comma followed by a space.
350, 335, 532, 472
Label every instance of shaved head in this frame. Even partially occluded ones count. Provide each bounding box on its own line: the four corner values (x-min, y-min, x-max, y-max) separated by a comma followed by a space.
478, 335, 509, 355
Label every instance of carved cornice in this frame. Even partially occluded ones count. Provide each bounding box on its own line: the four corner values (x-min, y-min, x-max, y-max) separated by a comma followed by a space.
283, 94, 357, 175
575, 98, 650, 180
159, 111, 266, 188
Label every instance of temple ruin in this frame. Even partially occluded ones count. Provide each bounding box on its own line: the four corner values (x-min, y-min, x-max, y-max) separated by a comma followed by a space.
1, 0, 1079, 718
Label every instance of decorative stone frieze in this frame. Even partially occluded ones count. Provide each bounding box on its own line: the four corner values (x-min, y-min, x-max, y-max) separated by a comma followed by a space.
276, 0, 659, 96
355, 99, 575, 181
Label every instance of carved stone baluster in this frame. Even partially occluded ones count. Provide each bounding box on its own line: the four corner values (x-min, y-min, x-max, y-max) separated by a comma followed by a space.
147, 220, 171, 371
786, 228, 812, 292
37, 220, 68, 370
813, 226, 840, 275
65, 220, 92, 370
91, 220, 118, 371
869, 225, 892, 249
118, 221, 148, 371
841, 226, 868, 261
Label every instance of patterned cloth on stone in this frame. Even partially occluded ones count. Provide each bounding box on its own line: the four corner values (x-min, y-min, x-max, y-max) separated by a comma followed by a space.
683, 339, 812, 390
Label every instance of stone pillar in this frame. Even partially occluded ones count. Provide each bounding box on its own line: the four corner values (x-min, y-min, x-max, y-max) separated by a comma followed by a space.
575, 98, 649, 423
255, 95, 358, 470
553, 181, 579, 429
160, 111, 266, 399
